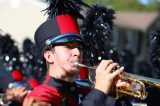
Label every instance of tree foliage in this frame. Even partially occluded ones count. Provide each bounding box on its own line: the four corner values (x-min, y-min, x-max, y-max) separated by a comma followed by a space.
85, 0, 160, 11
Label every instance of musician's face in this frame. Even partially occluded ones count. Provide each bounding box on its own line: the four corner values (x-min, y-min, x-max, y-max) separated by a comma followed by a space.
51, 42, 83, 75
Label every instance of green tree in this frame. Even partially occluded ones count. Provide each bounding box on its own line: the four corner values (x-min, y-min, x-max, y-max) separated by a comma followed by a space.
85, 0, 159, 11
146, 0, 160, 11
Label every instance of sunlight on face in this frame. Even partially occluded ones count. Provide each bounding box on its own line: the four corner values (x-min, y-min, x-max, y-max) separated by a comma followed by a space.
51, 42, 84, 75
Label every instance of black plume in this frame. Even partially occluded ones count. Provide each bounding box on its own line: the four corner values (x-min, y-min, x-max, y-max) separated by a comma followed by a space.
81, 4, 118, 66
0, 34, 21, 71
21, 38, 47, 82
44, 0, 90, 19
81, 4, 115, 38
23, 38, 38, 57
150, 28, 160, 69
0, 34, 19, 56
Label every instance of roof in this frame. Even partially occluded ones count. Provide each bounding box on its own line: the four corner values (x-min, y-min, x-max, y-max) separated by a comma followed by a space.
114, 12, 160, 32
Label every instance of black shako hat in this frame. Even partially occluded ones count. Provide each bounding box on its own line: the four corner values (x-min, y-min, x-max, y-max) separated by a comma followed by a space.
35, 14, 84, 55
34, 0, 89, 56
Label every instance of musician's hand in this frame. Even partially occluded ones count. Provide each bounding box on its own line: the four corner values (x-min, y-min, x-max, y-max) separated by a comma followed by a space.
95, 60, 124, 94
23, 97, 51, 106
5, 86, 29, 102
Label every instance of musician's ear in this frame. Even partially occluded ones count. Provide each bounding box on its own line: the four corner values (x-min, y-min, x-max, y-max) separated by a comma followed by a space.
44, 50, 54, 64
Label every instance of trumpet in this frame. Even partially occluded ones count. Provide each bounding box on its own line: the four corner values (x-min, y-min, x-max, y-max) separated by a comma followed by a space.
0, 93, 12, 102
0, 93, 12, 105
75, 62, 160, 100
0, 93, 12, 99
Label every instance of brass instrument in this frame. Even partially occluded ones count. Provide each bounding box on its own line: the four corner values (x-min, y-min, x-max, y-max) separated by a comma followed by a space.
0, 94, 12, 105
75, 63, 160, 100
0, 93, 7, 102
0, 93, 6, 99
0, 94, 4, 100
0, 93, 12, 99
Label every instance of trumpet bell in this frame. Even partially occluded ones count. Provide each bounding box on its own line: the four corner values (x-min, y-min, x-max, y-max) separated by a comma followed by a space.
122, 72, 160, 88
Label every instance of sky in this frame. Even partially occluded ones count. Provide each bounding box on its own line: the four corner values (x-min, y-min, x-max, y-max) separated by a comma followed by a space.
139, 0, 150, 4
140, 0, 160, 4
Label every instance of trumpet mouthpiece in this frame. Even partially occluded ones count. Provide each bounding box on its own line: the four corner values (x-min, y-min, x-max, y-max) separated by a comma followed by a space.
74, 62, 79, 65
74, 62, 87, 67
74, 62, 96, 70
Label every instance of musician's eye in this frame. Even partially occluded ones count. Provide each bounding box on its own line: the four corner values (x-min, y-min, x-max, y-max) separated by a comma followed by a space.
65, 42, 83, 51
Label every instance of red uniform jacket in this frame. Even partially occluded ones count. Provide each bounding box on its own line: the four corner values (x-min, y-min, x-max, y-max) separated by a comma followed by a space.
24, 75, 132, 106
24, 75, 91, 106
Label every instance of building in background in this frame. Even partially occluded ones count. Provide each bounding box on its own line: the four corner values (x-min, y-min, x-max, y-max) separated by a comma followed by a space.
0, 0, 47, 50
113, 12, 160, 67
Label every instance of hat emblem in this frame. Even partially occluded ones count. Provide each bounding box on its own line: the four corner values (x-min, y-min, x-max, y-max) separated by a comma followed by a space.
45, 39, 52, 46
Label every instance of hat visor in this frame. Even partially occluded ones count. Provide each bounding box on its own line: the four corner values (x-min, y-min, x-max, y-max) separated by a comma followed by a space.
49, 33, 85, 47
